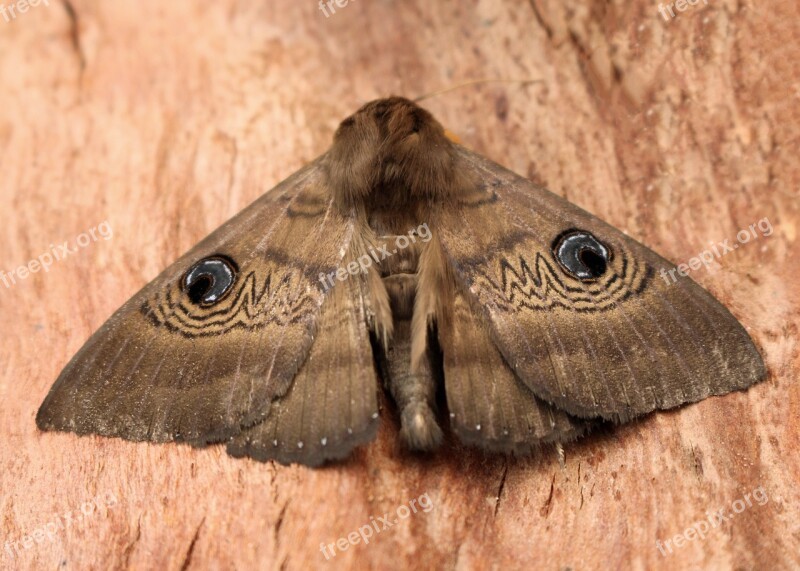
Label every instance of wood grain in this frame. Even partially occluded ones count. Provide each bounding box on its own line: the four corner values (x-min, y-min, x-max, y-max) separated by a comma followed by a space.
1, 1, 798, 569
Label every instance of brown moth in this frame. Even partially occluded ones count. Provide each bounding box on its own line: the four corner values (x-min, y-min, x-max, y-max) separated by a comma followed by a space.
36, 97, 767, 466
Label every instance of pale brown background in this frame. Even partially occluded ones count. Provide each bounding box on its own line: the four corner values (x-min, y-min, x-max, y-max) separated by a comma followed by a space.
0, 1, 798, 570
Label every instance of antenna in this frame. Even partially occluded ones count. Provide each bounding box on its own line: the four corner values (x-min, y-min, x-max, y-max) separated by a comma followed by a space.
413, 78, 544, 103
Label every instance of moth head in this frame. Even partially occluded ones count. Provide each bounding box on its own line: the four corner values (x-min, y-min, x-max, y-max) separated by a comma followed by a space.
327, 97, 470, 207
552, 230, 612, 282
182, 255, 238, 306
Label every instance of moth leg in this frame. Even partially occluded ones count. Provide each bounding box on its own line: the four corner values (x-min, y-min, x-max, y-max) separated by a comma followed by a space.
350, 225, 394, 349
410, 235, 451, 370
365, 268, 393, 349
382, 274, 443, 451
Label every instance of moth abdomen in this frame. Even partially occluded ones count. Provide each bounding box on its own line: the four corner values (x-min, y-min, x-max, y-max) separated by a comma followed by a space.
381, 317, 443, 453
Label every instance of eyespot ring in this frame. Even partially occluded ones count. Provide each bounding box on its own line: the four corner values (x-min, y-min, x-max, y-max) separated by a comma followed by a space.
552, 230, 612, 281
182, 256, 237, 306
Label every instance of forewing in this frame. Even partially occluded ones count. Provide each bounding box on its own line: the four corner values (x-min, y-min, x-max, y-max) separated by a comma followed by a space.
37, 156, 354, 444
227, 275, 380, 466
437, 146, 766, 421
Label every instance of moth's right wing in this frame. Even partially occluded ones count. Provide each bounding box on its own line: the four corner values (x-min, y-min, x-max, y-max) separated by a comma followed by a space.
436, 146, 766, 422
439, 288, 588, 454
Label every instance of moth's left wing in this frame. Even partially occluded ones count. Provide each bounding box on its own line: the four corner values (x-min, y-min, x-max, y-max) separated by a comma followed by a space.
36, 156, 355, 445
437, 146, 766, 422
228, 276, 380, 466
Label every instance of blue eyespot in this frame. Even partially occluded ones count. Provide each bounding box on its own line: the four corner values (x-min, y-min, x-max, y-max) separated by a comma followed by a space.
182, 256, 237, 306
553, 231, 611, 281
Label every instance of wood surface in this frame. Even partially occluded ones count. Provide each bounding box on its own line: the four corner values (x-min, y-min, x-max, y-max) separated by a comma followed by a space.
1, 1, 798, 569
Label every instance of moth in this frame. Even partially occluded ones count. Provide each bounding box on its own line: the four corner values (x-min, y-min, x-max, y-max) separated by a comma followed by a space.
37, 97, 767, 466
